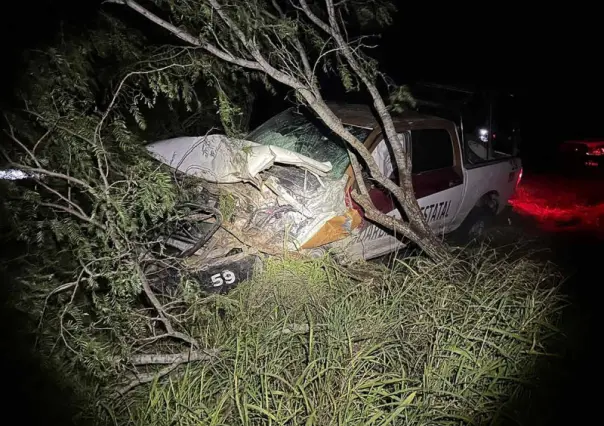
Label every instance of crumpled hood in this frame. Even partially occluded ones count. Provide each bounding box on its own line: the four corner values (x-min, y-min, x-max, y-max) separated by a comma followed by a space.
147, 134, 354, 250
146, 135, 332, 186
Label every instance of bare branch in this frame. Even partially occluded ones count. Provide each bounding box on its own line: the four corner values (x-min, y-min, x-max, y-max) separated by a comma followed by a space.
138, 264, 200, 348
32, 127, 54, 154
292, 37, 316, 86
351, 190, 416, 240
207, 0, 311, 90
201, 42, 264, 71
297, 0, 331, 33
348, 150, 368, 195
269, 1, 315, 85
109, 0, 201, 46
10, 164, 94, 191
35, 178, 87, 217
130, 349, 220, 365
3, 117, 43, 169
270, 0, 284, 16
348, 150, 444, 257
40, 202, 107, 230
116, 362, 180, 396
116, 348, 221, 395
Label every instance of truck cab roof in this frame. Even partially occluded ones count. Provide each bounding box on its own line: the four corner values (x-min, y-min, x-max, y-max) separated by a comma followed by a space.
326, 103, 452, 130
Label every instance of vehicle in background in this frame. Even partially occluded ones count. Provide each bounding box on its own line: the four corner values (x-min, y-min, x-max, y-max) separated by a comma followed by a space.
559, 139, 604, 171
147, 104, 522, 290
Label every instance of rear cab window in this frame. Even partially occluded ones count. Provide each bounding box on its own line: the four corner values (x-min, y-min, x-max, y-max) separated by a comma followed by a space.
247, 108, 371, 178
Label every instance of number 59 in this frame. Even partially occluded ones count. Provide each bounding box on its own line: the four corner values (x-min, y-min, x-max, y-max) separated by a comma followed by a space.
210, 270, 236, 287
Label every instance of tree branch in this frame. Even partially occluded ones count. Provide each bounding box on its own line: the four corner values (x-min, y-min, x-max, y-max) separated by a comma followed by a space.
115, 348, 221, 395
207, 0, 308, 90
300, 0, 433, 236
35, 179, 87, 217
137, 264, 199, 348
269, 0, 315, 85
116, 362, 180, 396
130, 349, 220, 365
3, 118, 43, 169
348, 150, 368, 195
351, 190, 418, 241
40, 202, 107, 230
32, 127, 54, 154
12, 165, 94, 191
35, 280, 78, 349
109, 0, 201, 46
114, 0, 263, 70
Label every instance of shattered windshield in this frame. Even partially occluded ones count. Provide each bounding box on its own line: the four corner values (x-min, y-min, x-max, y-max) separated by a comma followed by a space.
247, 108, 372, 178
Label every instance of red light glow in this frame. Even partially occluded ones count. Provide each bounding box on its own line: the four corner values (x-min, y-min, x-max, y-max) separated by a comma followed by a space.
516, 168, 523, 188
587, 147, 604, 156
509, 175, 604, 233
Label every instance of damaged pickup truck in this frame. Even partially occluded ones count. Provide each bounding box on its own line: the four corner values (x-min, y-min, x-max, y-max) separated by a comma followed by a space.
147, 104, 522, 290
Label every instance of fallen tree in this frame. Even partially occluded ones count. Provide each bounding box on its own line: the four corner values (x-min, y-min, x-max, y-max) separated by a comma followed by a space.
1, 0, 456, 409
108, 0, 450, 260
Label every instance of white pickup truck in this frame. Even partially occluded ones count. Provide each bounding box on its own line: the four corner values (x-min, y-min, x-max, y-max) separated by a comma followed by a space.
326, 104, 523, 260
148, 103, 522, 287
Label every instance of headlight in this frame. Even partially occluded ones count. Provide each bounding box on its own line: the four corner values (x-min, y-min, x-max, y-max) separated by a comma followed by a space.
478, 128, 489, 142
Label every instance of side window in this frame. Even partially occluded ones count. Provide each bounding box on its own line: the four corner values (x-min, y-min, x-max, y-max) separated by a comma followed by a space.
411, 129, 453, 173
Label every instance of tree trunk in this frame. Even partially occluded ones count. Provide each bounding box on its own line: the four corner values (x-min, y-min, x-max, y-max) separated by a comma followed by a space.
113, 0, 451, 261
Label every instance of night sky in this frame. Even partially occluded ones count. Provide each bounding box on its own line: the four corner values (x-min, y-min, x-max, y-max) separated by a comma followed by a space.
3, 1, 603, 152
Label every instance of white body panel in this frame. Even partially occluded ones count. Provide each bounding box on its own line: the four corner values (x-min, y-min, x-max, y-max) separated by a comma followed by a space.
340, 157, 521, 261
457, 157, 521, 222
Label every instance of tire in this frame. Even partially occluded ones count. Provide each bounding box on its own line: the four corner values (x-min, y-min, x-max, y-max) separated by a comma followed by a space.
449, 205, 495, 245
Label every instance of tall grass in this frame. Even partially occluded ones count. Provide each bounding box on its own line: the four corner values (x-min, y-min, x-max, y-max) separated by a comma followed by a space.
122, 248, 564, 425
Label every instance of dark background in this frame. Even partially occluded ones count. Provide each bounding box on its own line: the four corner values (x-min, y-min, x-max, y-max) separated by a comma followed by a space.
3, 1, 604, 152
1, 1, 602, 425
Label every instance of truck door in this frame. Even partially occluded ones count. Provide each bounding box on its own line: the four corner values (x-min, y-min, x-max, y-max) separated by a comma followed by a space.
409, 128, 464, 234
350, 126, 465, 260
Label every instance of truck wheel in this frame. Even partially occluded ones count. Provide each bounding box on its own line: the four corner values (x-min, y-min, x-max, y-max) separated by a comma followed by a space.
450, 205, 495, 244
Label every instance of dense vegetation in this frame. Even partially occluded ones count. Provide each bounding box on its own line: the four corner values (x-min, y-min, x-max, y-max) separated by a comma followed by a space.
124, 252, 564, 425
0, 3, 565, 425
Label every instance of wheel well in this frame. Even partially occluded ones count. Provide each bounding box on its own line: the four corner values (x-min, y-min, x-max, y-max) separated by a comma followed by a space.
476, 191, 500, 213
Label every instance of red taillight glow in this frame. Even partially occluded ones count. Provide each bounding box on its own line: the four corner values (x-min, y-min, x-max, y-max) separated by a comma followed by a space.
509, 175, 604, 234
587, 147, 604, 156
